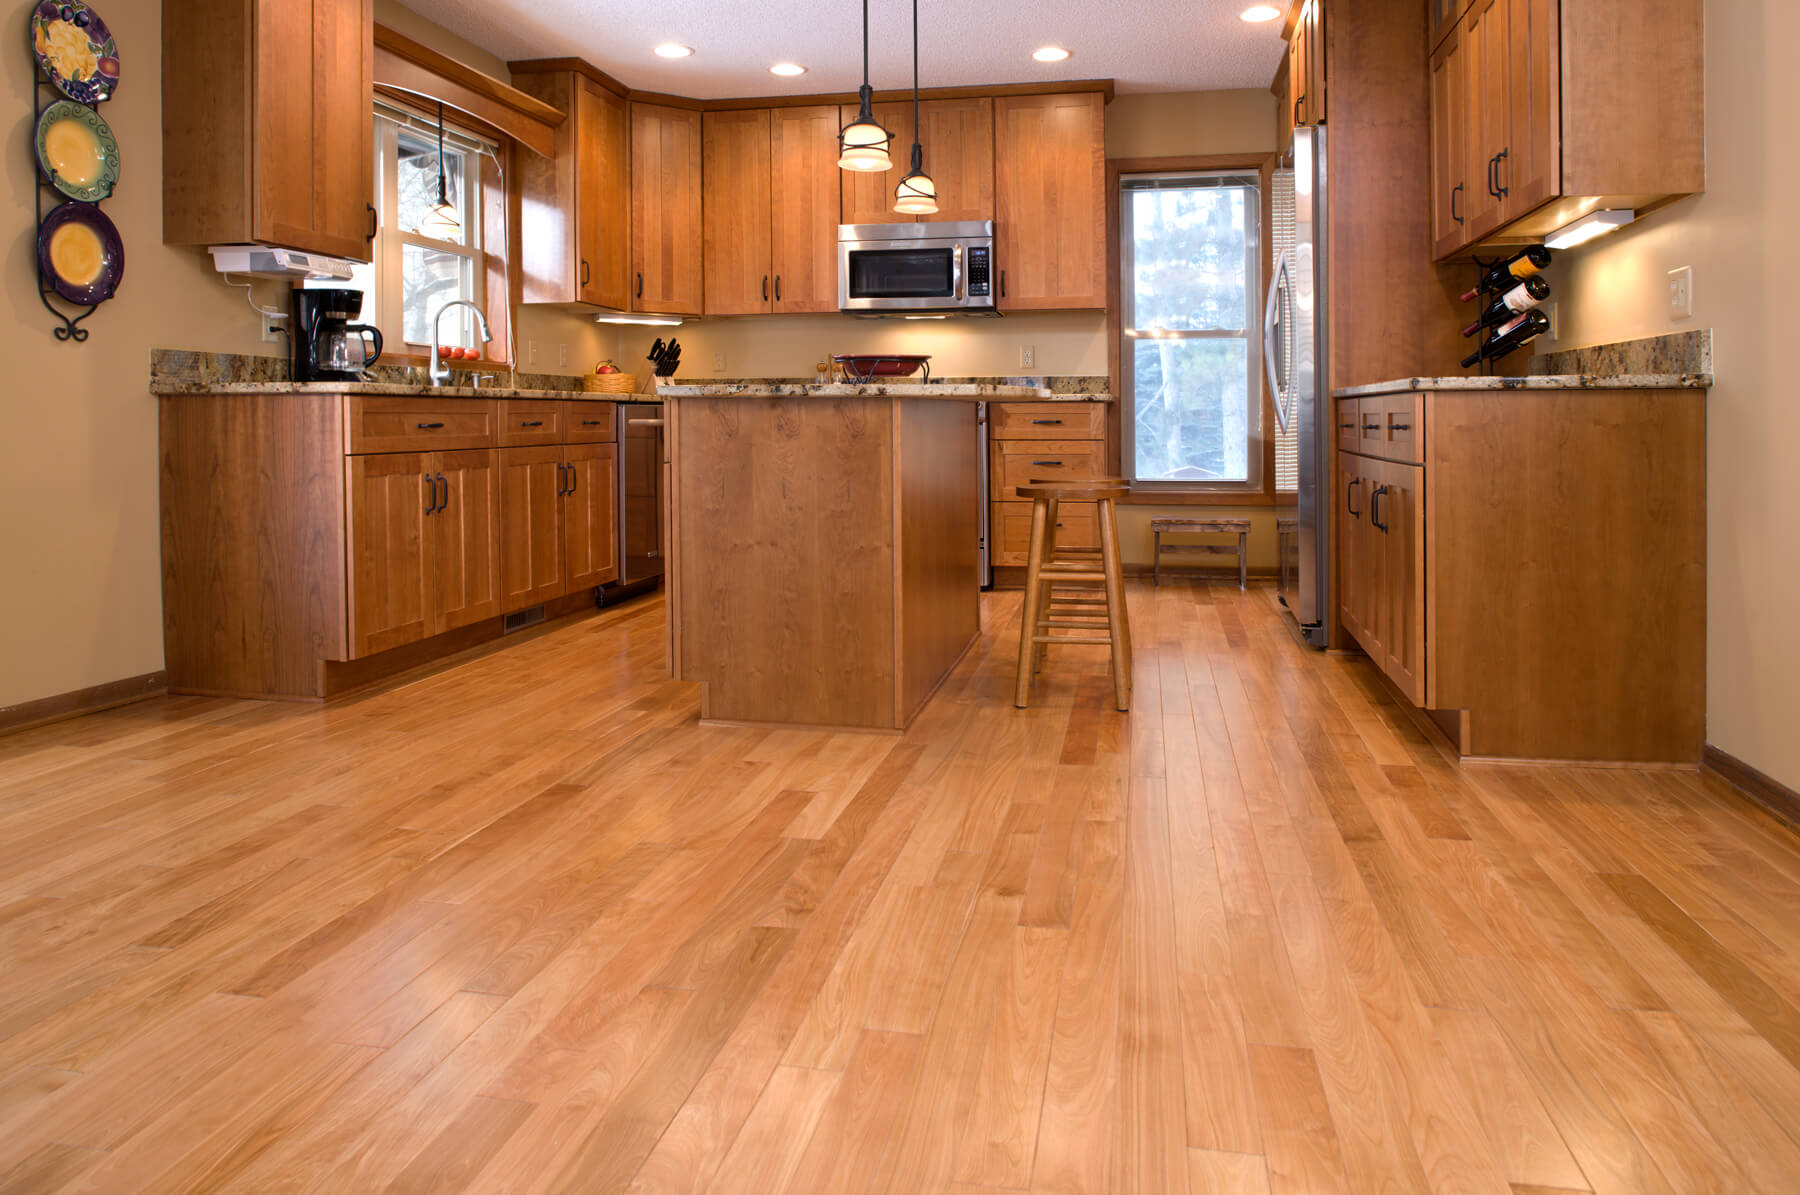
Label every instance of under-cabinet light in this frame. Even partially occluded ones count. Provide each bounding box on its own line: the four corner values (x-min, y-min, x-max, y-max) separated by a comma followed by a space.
1544, 209, 1636, 250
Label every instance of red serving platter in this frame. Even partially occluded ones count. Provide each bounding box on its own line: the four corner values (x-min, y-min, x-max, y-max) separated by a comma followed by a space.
832, 354, 931, 378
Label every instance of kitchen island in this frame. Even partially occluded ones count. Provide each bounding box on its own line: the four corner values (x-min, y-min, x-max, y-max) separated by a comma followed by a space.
660, 382, 1045, 731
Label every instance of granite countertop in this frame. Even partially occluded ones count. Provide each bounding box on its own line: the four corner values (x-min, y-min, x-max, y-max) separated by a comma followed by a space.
655, 382, 1051, 399
1333, 373, 1713, 398
149, 379, 662, 402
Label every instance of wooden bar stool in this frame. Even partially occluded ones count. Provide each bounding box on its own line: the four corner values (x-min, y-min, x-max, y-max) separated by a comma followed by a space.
1152, 516, 1252, 589
1014, 479, 1132, 711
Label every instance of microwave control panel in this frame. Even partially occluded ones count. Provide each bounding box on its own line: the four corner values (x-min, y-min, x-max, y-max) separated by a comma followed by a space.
966, 246, 991, 297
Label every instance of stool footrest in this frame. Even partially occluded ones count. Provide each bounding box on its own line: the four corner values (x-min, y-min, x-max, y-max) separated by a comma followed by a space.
1031, 634, 1114, 646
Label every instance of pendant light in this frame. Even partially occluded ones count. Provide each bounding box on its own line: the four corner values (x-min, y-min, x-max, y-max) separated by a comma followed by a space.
892, 0, 938, 213
418, 101, 462, 239
837, 0, 894, 172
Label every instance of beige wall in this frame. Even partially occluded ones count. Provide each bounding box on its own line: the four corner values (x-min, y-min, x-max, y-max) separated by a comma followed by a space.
0, 1, 604, 710
1106, 90, 1278, 159
1532, 0, 1797, 788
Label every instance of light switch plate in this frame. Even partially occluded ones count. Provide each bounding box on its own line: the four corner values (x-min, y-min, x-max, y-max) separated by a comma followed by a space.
1668, 266, 1693, 320
558, 344, 569, 367
528, 340, 540, 364
713, 350, 727, 371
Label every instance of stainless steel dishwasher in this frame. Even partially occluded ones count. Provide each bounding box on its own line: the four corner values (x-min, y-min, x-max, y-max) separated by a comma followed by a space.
606, 403, 665, 601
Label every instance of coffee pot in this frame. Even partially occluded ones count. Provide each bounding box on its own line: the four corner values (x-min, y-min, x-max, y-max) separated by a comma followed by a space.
293, 288, 383, 383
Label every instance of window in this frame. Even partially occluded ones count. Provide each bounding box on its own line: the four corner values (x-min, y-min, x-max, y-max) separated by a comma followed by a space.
1120, 172, 1264, 489
313, 99, 498, 357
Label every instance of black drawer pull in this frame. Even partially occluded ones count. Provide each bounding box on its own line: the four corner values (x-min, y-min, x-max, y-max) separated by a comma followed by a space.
581, 419, 606, 426
520, 420, 544, 428
1363, 422, 1381, 431
1339, 421, 1356, 430
1033, 460, 1064, 467
417, 422, 445, 430
1031, 418, 1064, 425
1390, 422, 1412, 431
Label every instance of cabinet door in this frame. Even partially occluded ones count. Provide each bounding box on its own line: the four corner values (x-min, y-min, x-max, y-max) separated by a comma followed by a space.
563, 442, 620, 591
1429, 0, 1468, 53
918, 97, 995, 223
251, 0, 373, 261
1376, 460, 1427, 706
631, 103, 704, 315
1337, 452, 1366, 644
995, 93, 1106, 310
499, 446, 567, 612
771, 106, 844, 313
1302, 0, 1327, 125
839, 101, 913, 226
1429, 22, 1471, 260
577, 77, 631, 310
430, 449, 501, 634
347, 453, 432, 657
703, 110, 773, 315
1463, 0, 1509, 241
1288, 16, 1307, 127
1500, 0, 1559, 222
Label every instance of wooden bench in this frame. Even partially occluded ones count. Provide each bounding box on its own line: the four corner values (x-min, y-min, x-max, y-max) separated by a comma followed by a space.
1151, 517, 1252, 589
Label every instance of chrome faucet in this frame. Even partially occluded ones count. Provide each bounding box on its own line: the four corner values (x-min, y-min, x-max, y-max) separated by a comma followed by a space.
430, 300, 493, 386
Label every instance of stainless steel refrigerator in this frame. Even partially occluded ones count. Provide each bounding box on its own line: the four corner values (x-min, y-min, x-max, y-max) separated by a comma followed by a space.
1268, 125, 1330, 648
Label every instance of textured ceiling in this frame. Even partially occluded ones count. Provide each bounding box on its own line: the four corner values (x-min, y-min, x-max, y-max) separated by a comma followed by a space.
397, 0, 1290, 98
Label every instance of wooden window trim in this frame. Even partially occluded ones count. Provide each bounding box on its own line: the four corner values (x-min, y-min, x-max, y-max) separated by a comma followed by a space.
1107, 152, 1279, 503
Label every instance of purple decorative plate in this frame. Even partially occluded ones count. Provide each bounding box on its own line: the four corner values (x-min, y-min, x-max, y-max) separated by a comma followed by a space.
31, 1, 120, 104
39, 201, 124, 304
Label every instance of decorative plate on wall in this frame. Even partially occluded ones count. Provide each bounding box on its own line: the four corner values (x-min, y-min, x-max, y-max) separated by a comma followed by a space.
30, 1, 120, 104
38, 201, 124, 304
35, 99, 120, 202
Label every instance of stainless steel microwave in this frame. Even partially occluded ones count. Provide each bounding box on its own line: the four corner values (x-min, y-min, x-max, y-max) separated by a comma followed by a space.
838, 220, 998, 315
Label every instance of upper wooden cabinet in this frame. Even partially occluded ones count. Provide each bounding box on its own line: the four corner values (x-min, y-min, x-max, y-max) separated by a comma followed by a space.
1287, 0, 1326, 127
840, 97, 996, 225
514, 69, 631, 308
631, 103, 704, 315
995, 93, 1107, 311
1430, 0, 1703, 260
163, 0, 375, 261
839, 101, 914, 226
702, 106, 841, 315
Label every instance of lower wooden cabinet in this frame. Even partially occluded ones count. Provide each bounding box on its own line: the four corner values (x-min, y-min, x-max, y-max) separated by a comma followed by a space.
499, 442, 620, 613
987, 401, 1108, 567
347, 453, 434, 657
1334, 386, 1707, 762
563, 442, 621, 591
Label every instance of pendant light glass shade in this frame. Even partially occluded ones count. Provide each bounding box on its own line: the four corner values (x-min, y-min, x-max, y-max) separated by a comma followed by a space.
892, 0, 937, 213
418, 102, 462, 239
838, 0, 893, 172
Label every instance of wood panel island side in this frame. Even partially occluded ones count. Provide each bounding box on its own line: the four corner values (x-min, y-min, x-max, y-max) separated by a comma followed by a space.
660, 383, 1043, 732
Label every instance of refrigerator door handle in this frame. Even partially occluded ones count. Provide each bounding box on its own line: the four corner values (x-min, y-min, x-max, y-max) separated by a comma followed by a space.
1266, 250, 1295, 434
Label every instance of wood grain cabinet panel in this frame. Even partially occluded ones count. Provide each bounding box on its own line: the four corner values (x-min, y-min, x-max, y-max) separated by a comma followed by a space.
348, 453, 433, 657
499, 400, 566, 447
163, 0, 374, 261
1372, 458, 1424, 706
631, 102, 704, 315
1498, 0, 1559, 222
1429, 23, 1472, 261
839, 101, 914, 226
513, 69, 630, 308
703, 109, 774, 315
1462, 0, 1508, 242
430, 449, 502, 634
564, 402, 619, 443
916, 97, 995, 223
500, 446, 569, 612
995, 93, 1106, 310
563, 442, 620, 591
771, 105, 843, 313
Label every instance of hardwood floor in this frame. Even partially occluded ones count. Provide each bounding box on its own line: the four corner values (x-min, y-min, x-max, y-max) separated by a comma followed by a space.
2, 582, 1798, 1193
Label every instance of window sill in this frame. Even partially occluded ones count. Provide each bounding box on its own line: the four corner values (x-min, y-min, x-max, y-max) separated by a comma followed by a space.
1121, 488, 1277, 506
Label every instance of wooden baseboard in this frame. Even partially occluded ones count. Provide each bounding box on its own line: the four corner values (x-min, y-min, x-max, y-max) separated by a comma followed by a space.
0, 671, 168, 739
1703, 744, 1800, 831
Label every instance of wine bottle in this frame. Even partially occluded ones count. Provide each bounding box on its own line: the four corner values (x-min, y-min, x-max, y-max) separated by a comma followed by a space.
1461, 309, 1550, 369
1461, 276, 1551, 337
1460, 246, 1552, 302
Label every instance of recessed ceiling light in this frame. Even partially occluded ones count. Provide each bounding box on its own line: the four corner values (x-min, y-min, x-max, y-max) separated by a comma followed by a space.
653, 43, 694, 59
769, 62, 807, 77
1240, 5, 1283, 21
1032, 46, 1071, 63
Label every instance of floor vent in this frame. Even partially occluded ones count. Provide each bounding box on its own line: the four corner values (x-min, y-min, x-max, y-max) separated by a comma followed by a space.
503, 605, 547, 634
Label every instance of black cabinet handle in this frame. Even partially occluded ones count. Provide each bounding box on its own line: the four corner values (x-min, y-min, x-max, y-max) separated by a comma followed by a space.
366, 202, 377, 241
436, 473, 448, 512
1391, 422, 1412, 431
775, 275, 782, 302
417, 421, 445, 430
581, 419, 606, 426
1294, 95, 1305, 125
1486, 154, 1500, 199
1493, 148, 1509, 198
581, 259, 591, 288
636, 272, 644, 299
1346, 476, 1361, 517
1371, 485, 1389, 532
1031, 418, 1064, 425
424, 474, 438, 515
1363, 422, 1381, 431
1451, 182, 1463, 225
556, 462, 567, 495
568, 463, 578, 496
1033, 460, 1064, 467
1000, 269, 1007, 299
762, 275, 769, 302
1339, 420, 1357, 430
521, 420, 544, 428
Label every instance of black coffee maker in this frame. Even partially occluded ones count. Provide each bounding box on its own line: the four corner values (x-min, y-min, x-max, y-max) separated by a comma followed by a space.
293, 289, 383, 382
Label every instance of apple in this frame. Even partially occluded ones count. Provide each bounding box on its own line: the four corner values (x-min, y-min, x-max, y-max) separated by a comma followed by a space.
595, 360, 619, 374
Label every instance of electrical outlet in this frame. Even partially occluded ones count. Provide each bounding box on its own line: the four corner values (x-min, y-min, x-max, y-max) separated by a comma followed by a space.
528, 340, 540, 365
1668, 266, 1693, 320
1020, 344, 1035, 369
712, 350, 727, 372
558, 344, 569, 367
262, 317, 285, 344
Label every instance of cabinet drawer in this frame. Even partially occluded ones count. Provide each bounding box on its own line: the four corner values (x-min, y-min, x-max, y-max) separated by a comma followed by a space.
1337, 398, 1363, 452
565, 402, 619, 442
989, 402, 1106, 440
993, 441, 1103, 499
500, 400, 566, 446
347, 397, 498, 454
1355, 394, 1425, 463
994, 499, 1099, 565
